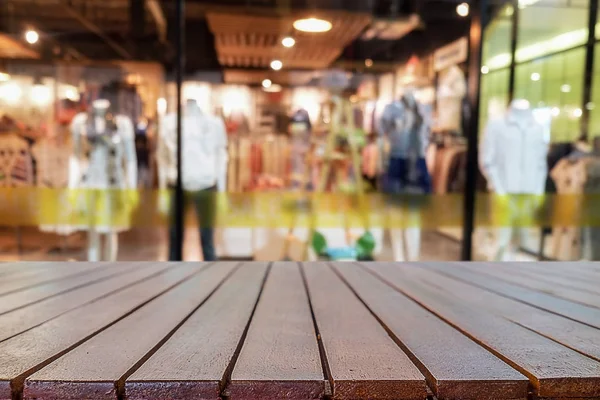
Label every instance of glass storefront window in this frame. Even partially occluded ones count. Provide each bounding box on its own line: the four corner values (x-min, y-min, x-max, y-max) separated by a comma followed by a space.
589, 43, 600, 138
479, 69, 510, 132
517, 0, 589, 63
514, 48, 584, 142
482, 5, 513, 71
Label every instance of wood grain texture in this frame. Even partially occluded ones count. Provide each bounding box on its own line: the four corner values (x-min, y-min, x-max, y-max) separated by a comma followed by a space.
0, 263, 143, 315
493, 263, 600, 295
365, 263, 600, 399
229, 262, 325, 400
303, 263, 426, 400
409, 265, 600, 362
454, 263, 600, 308
126, 262, 269, 400
0, 263, 103, 296
333, 263, 528, 400
0, 264, 206, 400
0, 263, 171, 342
426, 262, 600, 329
24, 263, 238, 400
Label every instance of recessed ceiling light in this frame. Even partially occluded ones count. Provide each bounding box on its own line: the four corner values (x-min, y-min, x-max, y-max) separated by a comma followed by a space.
25, 29, 39, 44
456, 3, 469, 17
282, 37, 296, 48
531, 72, 541, 81
262, 79, 272, 88
365, 59, 374, 68
293, 17, 332, 33
573, 108, 583, 118
561, 84, 571, 93
481, 66, 490, 74
270, 60, 283, 71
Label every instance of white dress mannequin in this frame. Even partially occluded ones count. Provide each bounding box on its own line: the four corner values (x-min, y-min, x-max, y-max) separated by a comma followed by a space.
69, 99, 137, 261
480, 99, 548, 261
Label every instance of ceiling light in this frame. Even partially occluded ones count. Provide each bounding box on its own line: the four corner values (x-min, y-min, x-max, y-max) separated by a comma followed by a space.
282, 37, 296, 48
293, 17, 332, 33
365, 59, 374, 68
573, 108, 583, 118
25, 29, 39, 44
551, 107, 560, 116
481, 66, 489, 74
561, 84, 571, 93
586, 102, 595, 110
531, 72, 541, 81
0, 72, 9, 82
270, 60, 283, 71
456, 3, 469, 17
262, 79, 272, 89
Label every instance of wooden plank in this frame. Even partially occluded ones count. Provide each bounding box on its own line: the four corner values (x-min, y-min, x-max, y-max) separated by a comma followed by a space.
407, 265, 600, 363
24, 262, 239, 400
0, 262, 68, 282
0, 262, 143, 315
303, 262, 426, 400
229, 262, 325, 400
0, 263, 207, 400
0, 264, 172, 342
0, 263, 106, 296
425, 263, 600, 329
364, 263, 600, 399
500, 263, 600, 295
127, 262, 269, 400
332, 263, 528, 400
454, 263, 600, 308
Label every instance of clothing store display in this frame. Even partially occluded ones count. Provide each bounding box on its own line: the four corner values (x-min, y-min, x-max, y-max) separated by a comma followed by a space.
480, 101, 548, 261
158, 100, 227, 261
480, 104, 548, 195
69, 110, 138, 234
436, 65, 466, 133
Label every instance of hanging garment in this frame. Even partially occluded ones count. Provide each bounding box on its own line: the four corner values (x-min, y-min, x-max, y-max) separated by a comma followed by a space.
379, 101, 426, 159
437, 65, 467, 133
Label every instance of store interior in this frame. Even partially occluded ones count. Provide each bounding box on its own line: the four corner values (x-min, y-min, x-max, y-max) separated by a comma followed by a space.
0, 0, 598, 263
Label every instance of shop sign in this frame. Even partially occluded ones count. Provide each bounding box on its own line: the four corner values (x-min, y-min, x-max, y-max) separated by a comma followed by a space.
434, 37, 468, 72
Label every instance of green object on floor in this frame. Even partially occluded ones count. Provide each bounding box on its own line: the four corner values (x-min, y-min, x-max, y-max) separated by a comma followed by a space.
356, 231, 376, 259
312, 231, 328, 256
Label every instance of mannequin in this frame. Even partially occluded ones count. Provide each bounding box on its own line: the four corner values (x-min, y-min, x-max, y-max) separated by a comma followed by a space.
379, 89, 432, 261
69, 99, 138, 261
437, 65, 467, 133
480, 99, 548, 261
158, 98, 228, 261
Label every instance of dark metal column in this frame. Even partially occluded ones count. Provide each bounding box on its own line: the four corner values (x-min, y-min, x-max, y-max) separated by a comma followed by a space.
173, 0, 185, 261
507, 0, 519, 102
461, 0, 489, 261
582, 0, 599, 140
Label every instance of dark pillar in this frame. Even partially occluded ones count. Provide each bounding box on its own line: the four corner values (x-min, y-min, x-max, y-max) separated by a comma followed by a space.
130, 0, 145, 38
507, 0, 519, 102
172, 0, 185, 261
461, 0, 488, 261
582, 0, 599, 140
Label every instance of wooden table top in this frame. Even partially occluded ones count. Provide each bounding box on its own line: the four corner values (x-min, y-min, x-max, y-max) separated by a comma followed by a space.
0, 261, 599, 400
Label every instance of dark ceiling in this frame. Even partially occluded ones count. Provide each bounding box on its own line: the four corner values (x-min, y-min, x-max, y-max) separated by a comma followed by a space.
0, 0, 507, 76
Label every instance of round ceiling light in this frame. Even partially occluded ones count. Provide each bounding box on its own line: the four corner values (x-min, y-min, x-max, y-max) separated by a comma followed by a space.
270, 60, 283, 71
293, 17, 332, 33
262, 79, 272, 88
456, 3, 469, 17
25, 29, 39, 44
282, 37, 296, 48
